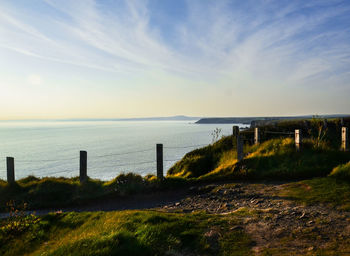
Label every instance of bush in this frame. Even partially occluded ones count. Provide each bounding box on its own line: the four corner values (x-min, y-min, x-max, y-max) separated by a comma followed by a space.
0, 201, 39, 243
104, 173, 147, 196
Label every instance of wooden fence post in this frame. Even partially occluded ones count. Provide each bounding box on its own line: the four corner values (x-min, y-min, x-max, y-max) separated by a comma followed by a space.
323, 119, 328, 129
6, 157, 15, 184
295, 129, 302, 151
80, 151, 87, 183
342, 127, 348, 151
237, 136, 244, 161
232, 126, 239, 138
233, 126, 243, 161
156, 144, 163, 179
254, 127, 260, 145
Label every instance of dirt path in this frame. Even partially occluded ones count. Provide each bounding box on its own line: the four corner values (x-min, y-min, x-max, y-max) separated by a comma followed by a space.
0, 189, 188, 218
158, 182, 350, 255
1, 182, 349, 254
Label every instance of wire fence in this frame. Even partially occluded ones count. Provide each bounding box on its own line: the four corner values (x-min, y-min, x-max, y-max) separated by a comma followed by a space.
2, 143, 209, 181
263, 131, 294, 135
4, 124, 349, 182
94, 148, 154, 158
164, 144, 207, 149
16, 156, 79, 163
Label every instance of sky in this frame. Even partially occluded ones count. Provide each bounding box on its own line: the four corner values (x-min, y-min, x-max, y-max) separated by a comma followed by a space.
0, 0, 349, 119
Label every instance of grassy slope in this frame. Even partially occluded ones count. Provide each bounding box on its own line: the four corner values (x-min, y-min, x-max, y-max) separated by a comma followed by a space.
167, 135, 235, 178
0, 210, 252, 256
168, 137, 350, 181
168, 118, 350, 180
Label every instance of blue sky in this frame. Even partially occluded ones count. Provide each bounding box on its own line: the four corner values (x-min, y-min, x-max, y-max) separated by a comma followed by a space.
0, 0, 349, 119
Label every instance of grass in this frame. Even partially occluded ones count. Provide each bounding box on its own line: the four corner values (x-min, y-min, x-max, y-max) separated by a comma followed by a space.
0, 173, 190, 211
329, 161, 350, 181
280, 177, 350, 210
0, 210, 252, 256
167, 117, 350, 180
168, 137, 350, 181
167, 135, 235, 178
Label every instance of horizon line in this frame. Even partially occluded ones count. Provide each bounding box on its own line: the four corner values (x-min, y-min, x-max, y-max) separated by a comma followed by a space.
0, 114, 349, 122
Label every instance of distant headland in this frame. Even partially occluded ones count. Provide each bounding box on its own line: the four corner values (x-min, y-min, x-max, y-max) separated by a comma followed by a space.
195, 114, 350, 125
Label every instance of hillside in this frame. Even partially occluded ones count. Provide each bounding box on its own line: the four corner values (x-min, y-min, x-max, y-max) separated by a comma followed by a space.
1, 117, 350, 255
169, 118, 350, 180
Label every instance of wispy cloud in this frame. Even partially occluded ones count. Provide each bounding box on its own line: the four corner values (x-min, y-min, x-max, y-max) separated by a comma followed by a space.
1, 0, 349, 86
0, 0, 349, 119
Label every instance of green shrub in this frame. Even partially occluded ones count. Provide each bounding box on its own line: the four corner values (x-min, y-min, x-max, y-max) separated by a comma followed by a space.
104, 173, 146, 195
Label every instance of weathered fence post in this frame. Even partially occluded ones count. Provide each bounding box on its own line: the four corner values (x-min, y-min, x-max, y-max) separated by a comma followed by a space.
254, 127, 260, 145
237, 136, 244, 161
233, 126, 243, 161
295, 129, 302, 151
80, 151, 87, 183
6, 157, 15, 184
232, 126, 239, 138
341, 127, 348, 151
156, 144, 163, 179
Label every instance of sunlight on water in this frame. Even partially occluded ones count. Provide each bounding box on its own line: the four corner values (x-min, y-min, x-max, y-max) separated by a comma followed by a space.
0, 121, 247, 180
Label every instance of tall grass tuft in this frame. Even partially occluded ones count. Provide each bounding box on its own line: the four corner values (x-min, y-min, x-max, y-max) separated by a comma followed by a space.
329, 162, 350, 181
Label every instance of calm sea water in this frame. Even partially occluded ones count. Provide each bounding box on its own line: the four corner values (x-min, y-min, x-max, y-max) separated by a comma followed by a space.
0, 121, 247, 180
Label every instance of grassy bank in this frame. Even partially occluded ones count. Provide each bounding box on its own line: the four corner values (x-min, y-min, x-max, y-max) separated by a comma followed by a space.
0, 210, 252, 256
168, 137, 350, 180
0, 174, 191, 211
168, 118, 350, 180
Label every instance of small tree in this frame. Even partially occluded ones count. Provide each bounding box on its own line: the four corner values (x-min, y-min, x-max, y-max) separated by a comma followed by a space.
211, 128, 222, 143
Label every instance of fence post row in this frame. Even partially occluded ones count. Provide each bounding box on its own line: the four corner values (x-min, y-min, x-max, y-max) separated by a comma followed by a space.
4, 125, 349, 184
233, 126, 244, 161
80, 151, 87, 183
254, 127, 260, 145
295, 129, 302, 151
6, 157, 15, 184
156, 144, 164, 179
342, 127, 349, 151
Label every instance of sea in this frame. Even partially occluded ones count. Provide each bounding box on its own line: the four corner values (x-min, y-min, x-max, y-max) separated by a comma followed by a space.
0, 121, 248, 180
